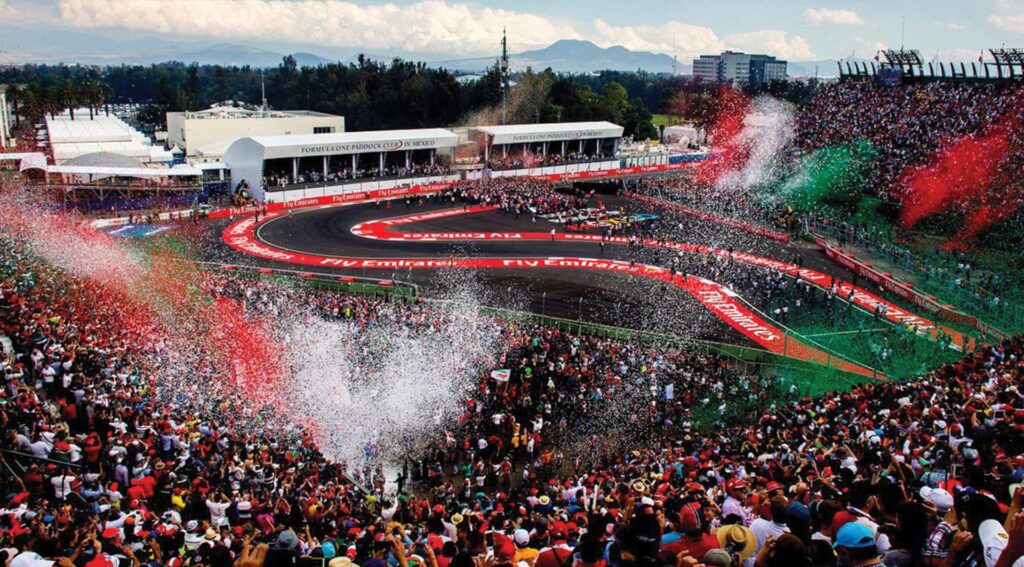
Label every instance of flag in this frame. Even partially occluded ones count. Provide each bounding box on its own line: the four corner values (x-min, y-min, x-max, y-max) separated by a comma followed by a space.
979, 51, 984, 64
490, 369, 511, 383
874, 51, 880, 62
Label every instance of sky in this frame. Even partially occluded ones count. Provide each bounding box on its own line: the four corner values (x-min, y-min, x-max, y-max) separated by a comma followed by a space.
0, 0, 1022, 62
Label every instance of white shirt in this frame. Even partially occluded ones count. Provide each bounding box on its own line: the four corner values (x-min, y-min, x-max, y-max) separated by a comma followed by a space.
51, 474, 75, 500
206, 499, 230, 527
750, 519, 789, 555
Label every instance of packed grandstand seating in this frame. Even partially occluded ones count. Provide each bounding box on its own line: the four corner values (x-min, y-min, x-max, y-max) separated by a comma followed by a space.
486, 152, 608, 171
263, 164, 453, 190
3, 215, 1024, 567
794, 80, 1024, 217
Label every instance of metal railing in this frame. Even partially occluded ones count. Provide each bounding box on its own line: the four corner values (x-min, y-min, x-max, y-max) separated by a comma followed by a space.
809, 217, 1022, 333
195, 262, 419, 300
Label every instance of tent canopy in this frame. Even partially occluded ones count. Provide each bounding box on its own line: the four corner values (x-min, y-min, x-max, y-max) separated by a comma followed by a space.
46, 165, 202, 177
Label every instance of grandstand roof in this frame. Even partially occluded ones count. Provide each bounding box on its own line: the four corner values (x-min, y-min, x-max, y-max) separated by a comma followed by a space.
52, 142, 174, 165
471, 122, 624, 145
63, 152, 147, 169
46, 164, 202, 177
45, 115, 143, 144
225, 128, 460, 161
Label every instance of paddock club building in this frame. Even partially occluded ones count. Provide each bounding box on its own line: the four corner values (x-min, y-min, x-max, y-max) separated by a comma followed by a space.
221, 122, 625, 203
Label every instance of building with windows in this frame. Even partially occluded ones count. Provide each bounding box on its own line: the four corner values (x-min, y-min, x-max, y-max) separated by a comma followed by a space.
692, 51, 788, 85
166, 104, 345, 162
693, 55, 723, 83
221, 121, 627, 203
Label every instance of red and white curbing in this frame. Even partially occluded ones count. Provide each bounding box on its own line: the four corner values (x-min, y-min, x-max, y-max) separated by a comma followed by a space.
223, 212, 879, 378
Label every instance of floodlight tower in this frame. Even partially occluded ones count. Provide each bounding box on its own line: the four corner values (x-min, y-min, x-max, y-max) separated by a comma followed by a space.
500, 28, 510, 125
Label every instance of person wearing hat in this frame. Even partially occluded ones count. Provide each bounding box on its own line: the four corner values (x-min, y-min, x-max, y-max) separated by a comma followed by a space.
833, 523, 882, 567
701, 548, 734, 567
716, 524, 757, 563
921, 486, 957, 565
659, 505, 719, 565
513, 528, 539, 566
750, 497, 790, 556
723, 479, 752, 527
536, 522, 573, 567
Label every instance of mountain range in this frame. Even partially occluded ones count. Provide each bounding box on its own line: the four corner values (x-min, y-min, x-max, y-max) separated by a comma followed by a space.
0, 24, 839, 77
433, 39, 688, 74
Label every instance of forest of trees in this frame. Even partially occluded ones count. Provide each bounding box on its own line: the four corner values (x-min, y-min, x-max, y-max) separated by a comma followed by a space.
0, 57, 822, 139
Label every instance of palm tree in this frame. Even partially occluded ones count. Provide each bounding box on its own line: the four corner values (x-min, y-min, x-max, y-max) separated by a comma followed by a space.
100, 82, 114, 116
59, 79, 78, 120
81, 80, 102, 120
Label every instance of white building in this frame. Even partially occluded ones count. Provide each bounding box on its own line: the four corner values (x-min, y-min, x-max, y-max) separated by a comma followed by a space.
692, 51, 788, 85
693, 55, 722, 83
468, 121, 624, 164
166, 105, 345, 162
46, 111, 173, 164
223, 128, 458, 202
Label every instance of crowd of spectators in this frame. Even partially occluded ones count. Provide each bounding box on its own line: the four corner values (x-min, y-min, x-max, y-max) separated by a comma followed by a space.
264, 164, 453, 190
3, 209, 1024, 567
486, 152, 608, 172
794, 80, 1024, 231
452, 179, 588, 220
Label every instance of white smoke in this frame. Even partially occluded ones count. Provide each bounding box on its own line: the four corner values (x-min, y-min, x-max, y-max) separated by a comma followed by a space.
715, 96, 796, 196
279, 275, 504, 466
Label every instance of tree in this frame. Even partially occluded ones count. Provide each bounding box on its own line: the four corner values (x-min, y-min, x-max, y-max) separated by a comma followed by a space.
81, 80, 103, 119
58, 79, 78, 119
600, 82, 629, 124
665, 91, 689, 125
622, 98, 658, 140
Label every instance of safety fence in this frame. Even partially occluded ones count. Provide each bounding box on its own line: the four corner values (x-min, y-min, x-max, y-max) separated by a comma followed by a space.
217, 264, 875, 400
809, 222, 1013, 340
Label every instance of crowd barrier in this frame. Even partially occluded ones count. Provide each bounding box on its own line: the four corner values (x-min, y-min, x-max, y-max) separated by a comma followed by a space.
88, 161, 709, 228
625, 192, 790, 242
225, 263, 870, 389
813, 235, 1009, 341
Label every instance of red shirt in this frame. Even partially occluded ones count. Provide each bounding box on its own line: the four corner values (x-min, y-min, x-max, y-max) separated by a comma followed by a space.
536, 545, 574, 567
659, 533, 720, 564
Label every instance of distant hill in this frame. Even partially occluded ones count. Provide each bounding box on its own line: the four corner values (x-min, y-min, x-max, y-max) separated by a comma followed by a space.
433, 39, 688, 74
292, 52, 336, 67
148, 43, 334, 67
0, 25, 847, 77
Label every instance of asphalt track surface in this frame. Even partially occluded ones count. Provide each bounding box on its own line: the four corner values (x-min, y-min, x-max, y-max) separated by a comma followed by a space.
249, 197, 742, 343
208, 193, 957, 373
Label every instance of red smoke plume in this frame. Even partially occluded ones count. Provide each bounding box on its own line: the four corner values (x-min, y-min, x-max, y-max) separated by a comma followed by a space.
694, 88, 751, 186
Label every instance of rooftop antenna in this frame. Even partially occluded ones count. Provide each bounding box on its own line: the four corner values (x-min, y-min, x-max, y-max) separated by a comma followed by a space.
260, 70, 268, 117
500, 28, 510, 124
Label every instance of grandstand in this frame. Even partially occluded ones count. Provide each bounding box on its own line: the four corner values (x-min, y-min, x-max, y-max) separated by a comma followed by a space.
3, 28, 1024, 567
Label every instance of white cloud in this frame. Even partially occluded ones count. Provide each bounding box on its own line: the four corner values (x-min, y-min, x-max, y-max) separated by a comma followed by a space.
590, 19, 724, 57
934, 21, 966, 31
55, 0, 580, 55
989, 0, 1024, 32
726, 30, 815, 60
803, 8, 863, 26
